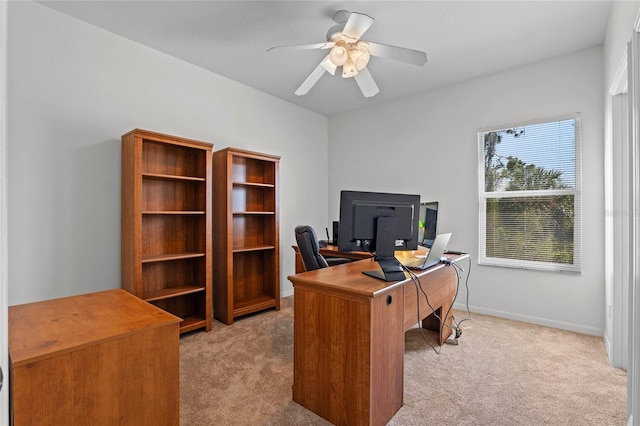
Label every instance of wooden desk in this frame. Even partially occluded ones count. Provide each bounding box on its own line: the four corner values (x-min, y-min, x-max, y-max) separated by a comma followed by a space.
288, 254, 466, 426
292, 244, 372, 273
9, 289, 181, 426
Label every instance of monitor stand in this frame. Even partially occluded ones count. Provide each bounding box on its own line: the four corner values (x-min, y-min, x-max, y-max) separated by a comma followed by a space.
362, 216, 408, 282
363, 257, 407, 282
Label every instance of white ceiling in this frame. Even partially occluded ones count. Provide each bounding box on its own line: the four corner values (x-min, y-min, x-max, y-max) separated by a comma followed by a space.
38, 1, 612, 117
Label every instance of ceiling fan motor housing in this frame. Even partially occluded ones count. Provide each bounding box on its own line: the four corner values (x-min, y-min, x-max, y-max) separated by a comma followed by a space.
332, 10, 352, 24
327, 24, 346, 42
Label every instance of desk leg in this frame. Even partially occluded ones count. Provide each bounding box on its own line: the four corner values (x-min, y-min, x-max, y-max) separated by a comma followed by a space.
418, 267, 457, 345
422, 305, 453, 345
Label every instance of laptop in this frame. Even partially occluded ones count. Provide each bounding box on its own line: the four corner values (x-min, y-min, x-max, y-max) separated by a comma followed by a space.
401, 233, 452, 270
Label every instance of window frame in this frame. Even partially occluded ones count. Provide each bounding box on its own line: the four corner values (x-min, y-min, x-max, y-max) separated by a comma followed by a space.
477, 113, 582, 273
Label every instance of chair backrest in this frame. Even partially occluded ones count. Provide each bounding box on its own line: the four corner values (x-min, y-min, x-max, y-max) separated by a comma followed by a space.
295, 225, 329, 271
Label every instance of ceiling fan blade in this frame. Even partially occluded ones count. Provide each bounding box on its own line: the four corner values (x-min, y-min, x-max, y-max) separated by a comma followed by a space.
319, 55, 337, 76
353, 68, 379, 98
295, 60, 328, 96
366, 41, 427, 66
341, 12, 375, 40
267, 41, 335, 53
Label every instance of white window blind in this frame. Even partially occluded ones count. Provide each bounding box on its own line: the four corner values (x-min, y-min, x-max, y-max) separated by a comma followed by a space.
478, 115, 581, 272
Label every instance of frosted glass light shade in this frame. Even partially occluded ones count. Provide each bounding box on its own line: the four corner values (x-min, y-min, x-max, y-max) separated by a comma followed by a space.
350, 49, 370, 71
329, 45, 348, 66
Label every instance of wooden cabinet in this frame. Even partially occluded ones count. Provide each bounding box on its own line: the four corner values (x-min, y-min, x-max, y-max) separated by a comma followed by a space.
212, 148, 280, 324
121, 129, 212, 333
9, 289, 181, 426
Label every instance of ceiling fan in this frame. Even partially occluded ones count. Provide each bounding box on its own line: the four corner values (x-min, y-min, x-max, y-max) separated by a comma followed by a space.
267, 10, 428, 98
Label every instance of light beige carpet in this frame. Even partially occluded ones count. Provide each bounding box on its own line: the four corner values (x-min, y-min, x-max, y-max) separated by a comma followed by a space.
179, 296, 627, 425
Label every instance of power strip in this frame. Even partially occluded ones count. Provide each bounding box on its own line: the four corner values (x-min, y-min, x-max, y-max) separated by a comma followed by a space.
446, 328, 463, 345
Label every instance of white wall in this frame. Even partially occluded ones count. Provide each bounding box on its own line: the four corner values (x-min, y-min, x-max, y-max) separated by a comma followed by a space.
329, 47, 604, 335
7, 1, 328, 305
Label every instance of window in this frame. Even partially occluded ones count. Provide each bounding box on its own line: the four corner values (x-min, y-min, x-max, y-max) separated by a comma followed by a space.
478, 115, 581, 272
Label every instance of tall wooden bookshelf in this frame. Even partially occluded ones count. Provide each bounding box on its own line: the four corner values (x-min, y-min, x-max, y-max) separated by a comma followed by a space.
212, 148, 280, 325
121, 129, 213, 333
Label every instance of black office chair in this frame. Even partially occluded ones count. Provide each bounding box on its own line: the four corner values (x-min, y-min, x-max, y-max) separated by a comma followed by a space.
295, 225, 351, 272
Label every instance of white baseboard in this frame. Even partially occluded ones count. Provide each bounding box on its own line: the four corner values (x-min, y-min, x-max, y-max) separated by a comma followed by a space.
453, 303, 604, 336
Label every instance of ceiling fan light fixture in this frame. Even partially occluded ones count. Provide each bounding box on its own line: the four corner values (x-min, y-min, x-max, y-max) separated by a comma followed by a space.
350, 48, 370, 71
342, 59, 358, 78
329, 44, 348, 66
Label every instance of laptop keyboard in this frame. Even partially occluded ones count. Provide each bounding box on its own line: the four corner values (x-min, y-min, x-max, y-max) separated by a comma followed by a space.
399, 257, 427, 269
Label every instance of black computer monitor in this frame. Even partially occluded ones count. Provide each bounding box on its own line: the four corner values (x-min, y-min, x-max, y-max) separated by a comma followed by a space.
338, 190, 420, 282
419, 201, 439, 248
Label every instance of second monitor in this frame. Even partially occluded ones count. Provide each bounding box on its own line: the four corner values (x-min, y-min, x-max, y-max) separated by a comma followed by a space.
419, 201, 439, 248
